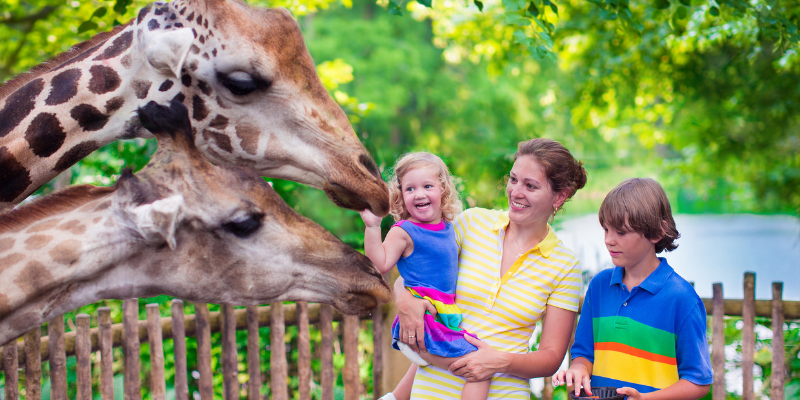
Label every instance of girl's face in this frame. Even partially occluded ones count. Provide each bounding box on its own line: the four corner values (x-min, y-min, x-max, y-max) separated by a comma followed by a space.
400, 166, 443, 224
506, 155, 566, 227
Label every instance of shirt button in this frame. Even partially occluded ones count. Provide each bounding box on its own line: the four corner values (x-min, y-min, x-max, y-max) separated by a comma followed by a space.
623, 302, 628, 306
507, 272, 512, 276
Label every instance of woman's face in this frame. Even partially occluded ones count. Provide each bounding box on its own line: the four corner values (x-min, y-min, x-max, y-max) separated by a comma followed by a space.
506, 155, 565, 226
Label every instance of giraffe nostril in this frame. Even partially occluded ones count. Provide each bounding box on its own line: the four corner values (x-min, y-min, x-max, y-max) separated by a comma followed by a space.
358, 154, 380, 180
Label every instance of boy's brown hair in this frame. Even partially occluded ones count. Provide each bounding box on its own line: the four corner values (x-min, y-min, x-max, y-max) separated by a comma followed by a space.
599, 178, 680, 253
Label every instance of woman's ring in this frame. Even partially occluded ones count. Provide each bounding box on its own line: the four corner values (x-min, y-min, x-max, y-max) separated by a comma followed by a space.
408, 335, 415, 338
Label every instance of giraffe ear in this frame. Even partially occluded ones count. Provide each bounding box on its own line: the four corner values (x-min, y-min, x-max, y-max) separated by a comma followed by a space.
130, 195, 185, 250
141, 28, 194, 79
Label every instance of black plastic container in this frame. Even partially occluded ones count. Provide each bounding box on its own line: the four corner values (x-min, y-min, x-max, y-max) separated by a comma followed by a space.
568, 386, 625, 400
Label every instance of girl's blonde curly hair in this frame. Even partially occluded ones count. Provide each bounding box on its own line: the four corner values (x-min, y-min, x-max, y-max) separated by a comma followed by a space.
387, 152, 463, 223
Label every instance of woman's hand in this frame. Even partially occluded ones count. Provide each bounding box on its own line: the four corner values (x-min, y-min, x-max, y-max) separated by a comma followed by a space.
448, 335, 508, 381
394, 278, 436, 353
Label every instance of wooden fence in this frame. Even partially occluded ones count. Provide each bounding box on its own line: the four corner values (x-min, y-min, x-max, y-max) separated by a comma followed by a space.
1, 272, 798, 400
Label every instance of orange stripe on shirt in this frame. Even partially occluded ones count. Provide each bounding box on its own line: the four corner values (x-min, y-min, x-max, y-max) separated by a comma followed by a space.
595, 342, 677, 365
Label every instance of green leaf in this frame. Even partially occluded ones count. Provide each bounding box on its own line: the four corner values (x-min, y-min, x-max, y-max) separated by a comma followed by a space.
678, 0, 691, 6
388, 0, 403, 15
654, 0, 671, 9
549, 2, 558, 15
538, 29, 554, 47
93, 7, 107, 18
78, 21, 99, 34
417, 0, 432, 6
474, 0, 484, 11
503, 0, 527, 12
527, 2, 540, 16
600, 8, 618, 20
113, 0, 130, 15
709, 5, 720, 16
506, 12, 532, 26
675, 5, 688, 19
514, 29, 529, 44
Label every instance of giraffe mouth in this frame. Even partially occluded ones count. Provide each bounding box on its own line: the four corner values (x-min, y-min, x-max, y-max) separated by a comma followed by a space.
324, 182, 386, 215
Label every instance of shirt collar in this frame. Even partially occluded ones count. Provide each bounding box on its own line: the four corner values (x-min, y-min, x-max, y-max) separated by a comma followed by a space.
492, 210, 560, 258
610, 257, 674, 294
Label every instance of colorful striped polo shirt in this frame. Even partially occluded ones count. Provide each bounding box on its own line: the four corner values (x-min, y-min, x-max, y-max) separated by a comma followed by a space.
410, 208, 583, 400
570, 258, 713, 393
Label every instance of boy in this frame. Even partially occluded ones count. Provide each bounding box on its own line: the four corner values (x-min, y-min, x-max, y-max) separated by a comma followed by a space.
553, 178, 712, 399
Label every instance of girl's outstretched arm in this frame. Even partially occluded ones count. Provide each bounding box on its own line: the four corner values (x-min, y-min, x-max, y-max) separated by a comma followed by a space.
360, 210, 411, 274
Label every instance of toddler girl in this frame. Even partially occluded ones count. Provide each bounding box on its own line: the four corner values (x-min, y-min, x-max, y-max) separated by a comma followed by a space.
360, 152, 489, 400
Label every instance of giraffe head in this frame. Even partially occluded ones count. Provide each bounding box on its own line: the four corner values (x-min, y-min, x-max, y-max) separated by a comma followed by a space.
135, 0, 389, 214
114, 99, 392, 312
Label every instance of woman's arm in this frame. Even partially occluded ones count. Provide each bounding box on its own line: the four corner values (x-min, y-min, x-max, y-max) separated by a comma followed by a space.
448, 305, 577, 381
393, 276, 437, 352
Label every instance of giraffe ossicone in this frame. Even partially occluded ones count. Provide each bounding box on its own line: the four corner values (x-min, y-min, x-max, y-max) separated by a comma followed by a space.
0, 99, 392, 347
0, 0, 389, 216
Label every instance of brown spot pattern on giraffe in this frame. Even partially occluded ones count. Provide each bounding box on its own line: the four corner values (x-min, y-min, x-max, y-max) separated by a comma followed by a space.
25, 113, 65, 158
50, 240, 81, 265
93, 30, 133, 61
26, 218, 62, 234
70, 104, 109, 131
120, 54, 133, 68
0, 78, 45, 138
0, 238, 15, 254
94, 201, 111, 212
159, 80, 174, 92
0, 253, 24, 274
148, 19, 160, 30
45, 69, 81, 106
105, 97, 125, 113
0, 147, 32, 202
0, 293, 11, 319
24, 234, 53, 250
197, 80, 212, 96
209, 115, 228, 130
192, 95, 209, 121
57, 220, 87, 235
88, 65, 121, 94
182, 74, 192, 87
54, 141, 100, 172
203, 129, 232, 153
16, 260, 55, 296
137, 5, 153, 24
133, 80, 152, 99
235, 124, 259, 155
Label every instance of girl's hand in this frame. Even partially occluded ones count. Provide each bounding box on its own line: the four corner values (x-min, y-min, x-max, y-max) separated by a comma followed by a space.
360, 209, 383, 228
616, 387, 642, 399
394, 281, 436, 353
448, 334, 507, 381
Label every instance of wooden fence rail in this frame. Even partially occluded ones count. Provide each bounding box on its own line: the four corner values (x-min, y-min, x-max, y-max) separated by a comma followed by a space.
1, 272, 798, 400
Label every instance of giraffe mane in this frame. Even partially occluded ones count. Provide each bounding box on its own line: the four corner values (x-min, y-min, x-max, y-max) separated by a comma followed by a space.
0, 21, 132, 100
0, 185, 118, 234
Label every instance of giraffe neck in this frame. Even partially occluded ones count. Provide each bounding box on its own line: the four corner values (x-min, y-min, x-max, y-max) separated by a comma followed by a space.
0, 0, 200, 208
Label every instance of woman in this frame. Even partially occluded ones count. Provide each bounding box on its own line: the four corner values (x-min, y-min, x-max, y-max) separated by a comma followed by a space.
392, 138, 588, 400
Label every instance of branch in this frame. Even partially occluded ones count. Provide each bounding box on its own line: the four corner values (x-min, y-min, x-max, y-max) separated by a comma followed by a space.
0, 5, 59, 25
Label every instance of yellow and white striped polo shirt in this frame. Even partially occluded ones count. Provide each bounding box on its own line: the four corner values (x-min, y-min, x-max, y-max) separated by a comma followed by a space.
410, 208, 582, 400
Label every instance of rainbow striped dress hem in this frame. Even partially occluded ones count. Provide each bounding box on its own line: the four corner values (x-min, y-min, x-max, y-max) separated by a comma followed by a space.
391, 286, 478, 358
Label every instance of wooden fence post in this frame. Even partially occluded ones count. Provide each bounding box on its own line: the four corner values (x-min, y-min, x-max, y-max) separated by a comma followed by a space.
271, 302, 289, 400
372, 304, 384, 400
195, 303, 213, 400
343, 314, 359, 400
222, 304, 238, 400
4, 341, 19, 400
147, 304, 166, 400
320, 304, 334, 400
48, 315, 67, 400
712, 283, 725, 400
123, 298, 142, 400
76, 314, 92, 400
24, 326, 42, 400
772, 282, 784, 400
742, 272, 755, 400
98, 307, 114, 400
172, 300, 189, 400
246, 305, 261, 400
298, 302, 311, 400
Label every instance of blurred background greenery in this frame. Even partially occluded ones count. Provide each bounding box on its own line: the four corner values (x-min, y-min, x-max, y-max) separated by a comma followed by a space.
1, 0, 798, 398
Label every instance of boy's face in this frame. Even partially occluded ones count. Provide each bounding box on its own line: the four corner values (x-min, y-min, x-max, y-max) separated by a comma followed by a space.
603, 220, 660, 271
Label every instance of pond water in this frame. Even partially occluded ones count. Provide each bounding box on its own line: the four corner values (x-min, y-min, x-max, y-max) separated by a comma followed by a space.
555, 213, 800, 300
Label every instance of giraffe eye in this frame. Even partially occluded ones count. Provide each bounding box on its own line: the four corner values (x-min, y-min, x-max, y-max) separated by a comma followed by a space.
223, 213, 263, 238
217, 71, 272, 96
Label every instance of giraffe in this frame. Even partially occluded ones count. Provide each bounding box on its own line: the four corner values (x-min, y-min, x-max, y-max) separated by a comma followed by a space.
0, 0, 388, 215
0, 100, 391, 346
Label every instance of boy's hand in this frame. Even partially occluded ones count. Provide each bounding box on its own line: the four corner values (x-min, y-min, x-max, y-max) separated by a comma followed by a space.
552, 366, 592, 397
616, 387, 642, 399
360, 209, 383, 228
